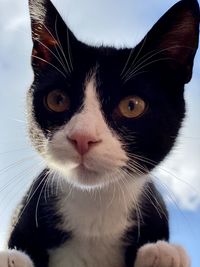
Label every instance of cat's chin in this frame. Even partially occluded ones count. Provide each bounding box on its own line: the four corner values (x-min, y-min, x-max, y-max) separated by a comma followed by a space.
67, 164, 114, 189
50, 162, 120, 189
46, 157, 124, 189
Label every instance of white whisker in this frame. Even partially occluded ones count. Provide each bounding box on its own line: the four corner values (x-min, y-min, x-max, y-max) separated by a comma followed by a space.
32, 55, 67, 78
55, 15, 72, 74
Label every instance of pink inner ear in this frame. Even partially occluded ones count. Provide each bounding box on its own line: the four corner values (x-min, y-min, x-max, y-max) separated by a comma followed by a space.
32, 24, 58, 67
39, 27, 58, 46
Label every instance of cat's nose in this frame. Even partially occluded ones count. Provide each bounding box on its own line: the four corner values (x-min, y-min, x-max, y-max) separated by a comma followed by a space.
67, 132, 101, 155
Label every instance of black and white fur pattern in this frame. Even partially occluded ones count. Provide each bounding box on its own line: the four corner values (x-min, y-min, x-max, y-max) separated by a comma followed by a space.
0, 242, 191, 267
1, 81, 189, 267
0, 0, 199, 266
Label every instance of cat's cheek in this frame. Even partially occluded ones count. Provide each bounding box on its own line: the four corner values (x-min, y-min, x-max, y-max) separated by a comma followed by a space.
45, 144, 80, 176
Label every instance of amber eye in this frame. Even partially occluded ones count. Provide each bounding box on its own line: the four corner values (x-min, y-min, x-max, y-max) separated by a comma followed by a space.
118, 96, 146, 118
44, 90, 70, 113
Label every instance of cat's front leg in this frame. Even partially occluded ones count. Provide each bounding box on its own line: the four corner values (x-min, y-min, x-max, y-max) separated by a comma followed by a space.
0, 250, 34, 267
134, 241, 190, 267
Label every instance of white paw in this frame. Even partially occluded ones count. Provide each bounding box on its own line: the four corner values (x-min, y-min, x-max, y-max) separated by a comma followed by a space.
134, 241, 190, 267
0, 250, 34, 267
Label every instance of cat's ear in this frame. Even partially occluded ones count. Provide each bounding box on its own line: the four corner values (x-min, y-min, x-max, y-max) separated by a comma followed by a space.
139, 0, 200, 83
28, 0, 77, 69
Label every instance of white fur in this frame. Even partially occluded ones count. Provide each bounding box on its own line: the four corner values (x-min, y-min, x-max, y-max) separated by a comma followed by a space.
29, 0, 46, 24
57, 178, 146, 238
49, 237, 123, 267
134, 241, 190, 267
0, 250, 33, 267
48, 178, 146, 267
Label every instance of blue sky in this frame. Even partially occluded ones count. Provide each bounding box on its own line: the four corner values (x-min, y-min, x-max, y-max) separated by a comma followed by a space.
0, 0, 200, 265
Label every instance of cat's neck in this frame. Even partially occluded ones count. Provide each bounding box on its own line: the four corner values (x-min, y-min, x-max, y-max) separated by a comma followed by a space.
55, 175, 147, 238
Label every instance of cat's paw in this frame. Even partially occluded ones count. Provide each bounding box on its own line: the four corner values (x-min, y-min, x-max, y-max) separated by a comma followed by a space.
0, 250, 34, 267
134, 241, 190, 267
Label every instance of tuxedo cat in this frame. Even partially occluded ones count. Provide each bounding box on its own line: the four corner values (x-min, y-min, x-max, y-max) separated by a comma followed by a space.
0, 0, 199, 267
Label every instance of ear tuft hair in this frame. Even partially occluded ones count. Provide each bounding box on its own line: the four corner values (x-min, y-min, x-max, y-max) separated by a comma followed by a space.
29, 0, 47, 24
28, 0, 78, 71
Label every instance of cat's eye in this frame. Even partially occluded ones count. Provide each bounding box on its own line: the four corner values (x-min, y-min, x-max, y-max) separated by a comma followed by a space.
117, 96, 146, 119
44, 90, 70, 113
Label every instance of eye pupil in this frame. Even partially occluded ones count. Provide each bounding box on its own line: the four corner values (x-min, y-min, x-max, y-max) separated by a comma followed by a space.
117, 96, 147, 119
56, 95, 64, 105
128, 101, 135, 111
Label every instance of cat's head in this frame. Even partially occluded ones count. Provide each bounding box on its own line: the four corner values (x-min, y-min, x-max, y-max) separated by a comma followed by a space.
27, 0, 199, 189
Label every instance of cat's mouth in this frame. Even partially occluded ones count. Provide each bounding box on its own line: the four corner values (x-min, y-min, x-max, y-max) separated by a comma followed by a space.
75, 164, 98, 176
74, 163, 97, 175
69, 162, 106, 187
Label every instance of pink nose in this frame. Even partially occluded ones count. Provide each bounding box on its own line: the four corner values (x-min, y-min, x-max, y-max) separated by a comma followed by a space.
67, 132, 101, 155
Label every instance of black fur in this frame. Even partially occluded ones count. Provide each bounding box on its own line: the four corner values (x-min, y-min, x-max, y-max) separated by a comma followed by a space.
8, 0, 199, 266
8, 170, 71, 267
124, 183, 169, 267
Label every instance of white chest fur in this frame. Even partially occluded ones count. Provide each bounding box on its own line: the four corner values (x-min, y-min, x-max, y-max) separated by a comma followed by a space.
49, 237, 124, 267
48, 178, 147, 267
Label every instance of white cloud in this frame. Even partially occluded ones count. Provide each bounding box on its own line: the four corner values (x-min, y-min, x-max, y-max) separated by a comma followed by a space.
153, 138, 200, 211
153, 74, 200, 211
4, 16, 28, 32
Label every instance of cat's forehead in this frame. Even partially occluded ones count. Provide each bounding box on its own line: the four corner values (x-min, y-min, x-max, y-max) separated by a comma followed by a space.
83, 77, 99, 108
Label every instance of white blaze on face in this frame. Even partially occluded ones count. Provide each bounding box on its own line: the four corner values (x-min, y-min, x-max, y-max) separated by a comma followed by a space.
43, 77, 147, 267
45, 75, 128, 188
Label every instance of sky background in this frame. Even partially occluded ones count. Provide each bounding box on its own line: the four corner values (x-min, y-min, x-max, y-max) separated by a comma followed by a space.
0, 0, 199, 266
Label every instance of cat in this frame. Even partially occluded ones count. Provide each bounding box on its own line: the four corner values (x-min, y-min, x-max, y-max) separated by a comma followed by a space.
0, 0, 199, 266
